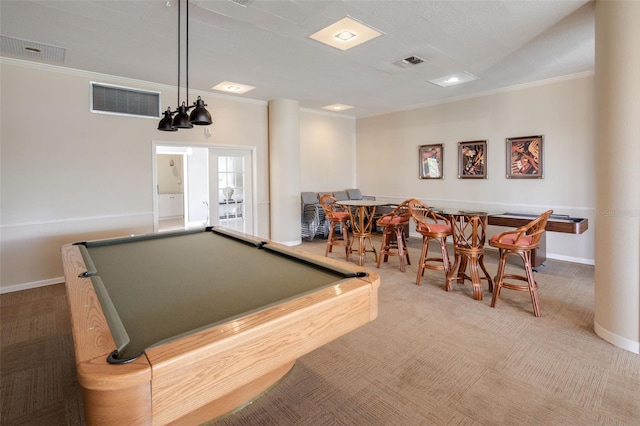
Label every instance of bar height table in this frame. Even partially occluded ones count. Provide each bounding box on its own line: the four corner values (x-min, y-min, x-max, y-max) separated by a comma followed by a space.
337, 199, 396, 266
442, 211, 494, 300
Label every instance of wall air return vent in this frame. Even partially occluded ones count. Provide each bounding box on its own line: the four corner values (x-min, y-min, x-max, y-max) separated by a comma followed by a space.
90, 82, 161, 119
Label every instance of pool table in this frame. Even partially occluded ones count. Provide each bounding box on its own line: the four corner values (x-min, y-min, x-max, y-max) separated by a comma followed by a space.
61, 227, 380, 425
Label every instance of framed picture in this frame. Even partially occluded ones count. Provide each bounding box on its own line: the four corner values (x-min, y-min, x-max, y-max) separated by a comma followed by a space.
458, 140, 487, 179
419, 144, 444, 179
506, 135, 543, 178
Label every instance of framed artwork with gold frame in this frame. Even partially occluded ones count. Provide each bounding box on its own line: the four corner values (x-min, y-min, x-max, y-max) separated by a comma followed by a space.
458, 140, 487, 179
419, 144, 444, 179
506, 135, 543, 179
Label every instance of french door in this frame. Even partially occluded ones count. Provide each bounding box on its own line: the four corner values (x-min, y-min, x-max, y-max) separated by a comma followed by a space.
208, 148, 253, 234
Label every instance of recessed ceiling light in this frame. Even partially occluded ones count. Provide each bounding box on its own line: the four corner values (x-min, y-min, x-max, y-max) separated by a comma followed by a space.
309, 17, 383, 51
429, 72, 477, 87
322, 104, 354, 112
211, 81, 255, 94
335, 31, 356, 41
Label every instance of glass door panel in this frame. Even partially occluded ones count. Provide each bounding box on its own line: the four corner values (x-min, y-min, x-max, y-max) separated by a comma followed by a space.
209, 149, 253, 234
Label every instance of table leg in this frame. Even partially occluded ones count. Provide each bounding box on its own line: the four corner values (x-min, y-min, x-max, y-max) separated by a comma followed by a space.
468, 256, 483, 300
348, 206, 378, 266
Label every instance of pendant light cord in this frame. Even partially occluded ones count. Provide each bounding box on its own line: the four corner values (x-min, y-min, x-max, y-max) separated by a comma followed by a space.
177, 0, 181, 107
186, 0, 189, 106
158, 0, 212, 130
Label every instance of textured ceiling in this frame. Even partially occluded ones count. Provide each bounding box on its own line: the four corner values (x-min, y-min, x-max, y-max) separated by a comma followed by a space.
0, 0, 594, 118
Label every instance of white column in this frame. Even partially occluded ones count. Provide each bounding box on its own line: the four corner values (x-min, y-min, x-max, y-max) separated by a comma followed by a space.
268, 99, 301, 245
594, 0, 640, 353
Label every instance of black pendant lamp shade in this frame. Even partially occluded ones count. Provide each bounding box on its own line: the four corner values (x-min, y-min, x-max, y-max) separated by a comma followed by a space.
189, 96, 212, 125
158, 0, 212, 132
172, 103, 193, 129
158, 108, 178, 131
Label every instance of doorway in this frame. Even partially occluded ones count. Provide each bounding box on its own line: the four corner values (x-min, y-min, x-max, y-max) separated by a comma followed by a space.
153, 143, 255, 235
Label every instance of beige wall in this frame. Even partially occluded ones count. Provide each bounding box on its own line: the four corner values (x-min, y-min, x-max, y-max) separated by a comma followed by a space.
0, 58, 595, 292
157, 154, 184, 194
356, 74, 595, 264
0, 58, 357, 292
299, 110, 356, 192
0, 59, 270, 291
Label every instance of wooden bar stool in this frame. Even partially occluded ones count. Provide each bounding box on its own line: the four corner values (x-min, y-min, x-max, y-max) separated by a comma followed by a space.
408, 199, 452, 286
489, 210, 553, 317
376, 200, 411, 272
445, 213, 493, 300
319, 194, 351, 261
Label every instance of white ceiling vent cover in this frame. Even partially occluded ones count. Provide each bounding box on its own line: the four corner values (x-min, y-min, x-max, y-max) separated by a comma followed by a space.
229, 0, 253, 7
90, 82, 161, 119
0, 35, 66, 63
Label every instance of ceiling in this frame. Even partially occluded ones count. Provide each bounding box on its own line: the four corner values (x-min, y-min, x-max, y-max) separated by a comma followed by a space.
0, 0, 594, 118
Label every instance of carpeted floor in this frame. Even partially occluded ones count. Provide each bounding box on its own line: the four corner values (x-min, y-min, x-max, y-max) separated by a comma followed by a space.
2, 234, 639, 425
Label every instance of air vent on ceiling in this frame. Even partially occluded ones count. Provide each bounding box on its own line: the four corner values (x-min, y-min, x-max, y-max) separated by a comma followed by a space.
0, 35, 66, 63
229, 0, 253, 7
393, 55, 427, 68
90, 82, 161, 119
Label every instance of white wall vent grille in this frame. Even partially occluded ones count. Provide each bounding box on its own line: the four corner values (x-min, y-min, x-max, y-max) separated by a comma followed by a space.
90, 82, 161, 119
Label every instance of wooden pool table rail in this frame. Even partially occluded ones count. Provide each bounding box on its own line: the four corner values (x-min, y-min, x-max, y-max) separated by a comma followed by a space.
61, 233, 380, 425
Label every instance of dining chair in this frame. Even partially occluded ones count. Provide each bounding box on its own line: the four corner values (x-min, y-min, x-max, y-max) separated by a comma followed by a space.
300, 192, 326, 241
445, 213, 493, 300
319, 194, 351, 261
346, 188, 376, 201
332, 191, 349, 201
408, 198, 452, 285
376, 199, 411, 272
489, 209, 553, 317
346, 188, 363, 200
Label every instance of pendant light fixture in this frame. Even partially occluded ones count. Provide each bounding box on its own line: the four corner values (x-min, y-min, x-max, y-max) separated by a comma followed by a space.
158, 0, 212, 131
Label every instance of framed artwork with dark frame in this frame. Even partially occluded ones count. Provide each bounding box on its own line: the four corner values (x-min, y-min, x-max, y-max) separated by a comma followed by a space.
419, 144, 444, 179
506, 135, 543, 178
458, 140, 487, 179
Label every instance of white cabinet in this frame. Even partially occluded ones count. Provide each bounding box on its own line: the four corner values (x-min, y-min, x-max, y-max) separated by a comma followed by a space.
159, 193, 184, 219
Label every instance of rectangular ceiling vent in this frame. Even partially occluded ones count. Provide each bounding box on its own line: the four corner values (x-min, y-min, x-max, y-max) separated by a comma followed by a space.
393, 55, 426, 68
0, 35, 66, 63
229, 0, 253, 7
90, 82, 161, 119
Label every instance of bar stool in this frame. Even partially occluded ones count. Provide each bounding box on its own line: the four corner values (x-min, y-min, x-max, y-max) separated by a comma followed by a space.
445, 213, 493, 300
408, 199, 452, 286
489, 210, 553, 317
376, 200, 411, 272
319, 194, 351, 261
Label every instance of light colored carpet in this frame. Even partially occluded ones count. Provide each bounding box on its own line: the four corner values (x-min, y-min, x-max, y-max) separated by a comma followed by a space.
211, 236, 639, 426
2, 234, 639, 425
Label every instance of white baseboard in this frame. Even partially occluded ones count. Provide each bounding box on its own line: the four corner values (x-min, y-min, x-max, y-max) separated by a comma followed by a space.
546, 253, 595, 266
481, 245, 595, 266
594, 321, 640, 355
0, 277, 64, 294
279, 239, 302, 247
